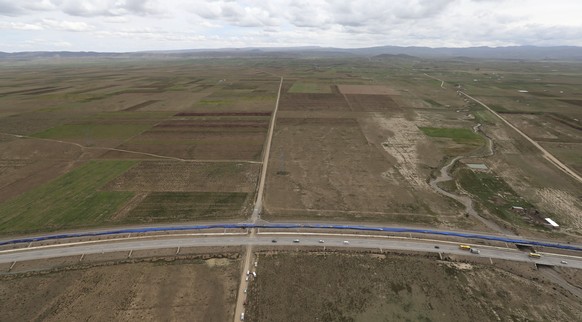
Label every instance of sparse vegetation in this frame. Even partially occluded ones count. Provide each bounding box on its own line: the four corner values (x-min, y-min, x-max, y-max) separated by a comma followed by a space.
246, 253, 582, 322
126, 192, 250, 222
419, 127, 484, 146
33, 124, 151, 141
0, 161, 136, 234
455, 168, 532, 225
288, 82, 332, 93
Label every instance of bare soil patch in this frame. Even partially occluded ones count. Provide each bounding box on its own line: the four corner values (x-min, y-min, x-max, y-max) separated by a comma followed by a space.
102, 119, 267, 161
503, 113, 581, 143
338, 85, 399, 95
105, 161, 260, 192
264, 117, 439, 224
0, 258, 239, 322
279, 93, 351, 111
344, 94, 401, 111
246, 252, 582, 322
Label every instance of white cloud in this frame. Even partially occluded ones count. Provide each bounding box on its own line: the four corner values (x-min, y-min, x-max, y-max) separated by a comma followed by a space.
0, 21, 43, 30
0, 0, 163, 17
0, 0, 581, 51
59, 0, 162, 17
40, 18, 94, 31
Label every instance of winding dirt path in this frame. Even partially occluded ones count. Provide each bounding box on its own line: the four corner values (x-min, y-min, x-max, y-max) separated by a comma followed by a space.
429, 125, 514, 235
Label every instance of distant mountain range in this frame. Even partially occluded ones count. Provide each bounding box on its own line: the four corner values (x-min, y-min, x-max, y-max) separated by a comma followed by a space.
2, 45, 582, 61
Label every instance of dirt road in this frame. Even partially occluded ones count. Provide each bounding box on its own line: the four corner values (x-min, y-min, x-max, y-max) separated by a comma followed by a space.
460, 92, 582, 184
234, 76, 283, 322
429, 125, 513, 235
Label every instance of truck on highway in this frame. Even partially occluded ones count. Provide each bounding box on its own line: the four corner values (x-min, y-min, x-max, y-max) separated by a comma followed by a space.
459, 244, 471, 250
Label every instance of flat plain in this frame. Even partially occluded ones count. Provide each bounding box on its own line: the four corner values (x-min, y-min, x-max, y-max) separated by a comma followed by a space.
246, 252, 582, 322
1, 54, 582, 321
1, 57, 581, 237
0, 59, 280, 235
0, 257, 240, 322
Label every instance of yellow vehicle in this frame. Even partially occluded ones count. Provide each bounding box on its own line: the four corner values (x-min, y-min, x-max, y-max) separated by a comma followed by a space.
459, 244, 471, 250
528, 253, 541, 259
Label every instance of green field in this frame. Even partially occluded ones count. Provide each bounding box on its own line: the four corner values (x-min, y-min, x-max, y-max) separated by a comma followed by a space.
32, 124, 152, 141
456, 168, 531, 225
419, 127, 484, 146
0, 161, 136, 234
126, 192, 250, 223
88, 111, 175, 120
288, 82, 332, 93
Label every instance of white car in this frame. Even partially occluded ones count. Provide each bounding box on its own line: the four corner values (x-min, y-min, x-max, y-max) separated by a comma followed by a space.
560, 260, 568, 264
319, 240, 325, 243
343, 241, 350, 245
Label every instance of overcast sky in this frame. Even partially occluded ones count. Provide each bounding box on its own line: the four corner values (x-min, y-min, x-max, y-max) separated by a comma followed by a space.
1, 0, 581, 52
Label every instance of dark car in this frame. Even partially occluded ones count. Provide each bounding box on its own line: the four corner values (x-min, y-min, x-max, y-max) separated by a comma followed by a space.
272, 239, 277, 243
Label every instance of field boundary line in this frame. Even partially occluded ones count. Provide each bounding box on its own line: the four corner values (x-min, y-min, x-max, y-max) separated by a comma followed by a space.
0, 132, 260, 164
252, 76, 284, 219
235, 75, 283, 322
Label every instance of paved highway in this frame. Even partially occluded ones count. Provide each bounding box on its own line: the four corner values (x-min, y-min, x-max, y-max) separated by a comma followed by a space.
1, 234, 581, 269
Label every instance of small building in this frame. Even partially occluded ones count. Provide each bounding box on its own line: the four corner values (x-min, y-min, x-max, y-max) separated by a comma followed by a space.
544, 218, 559, 229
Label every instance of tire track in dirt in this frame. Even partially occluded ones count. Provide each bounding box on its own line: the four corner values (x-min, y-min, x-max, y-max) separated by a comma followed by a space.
460, 92, 582, 184
0, 132, 261, 164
